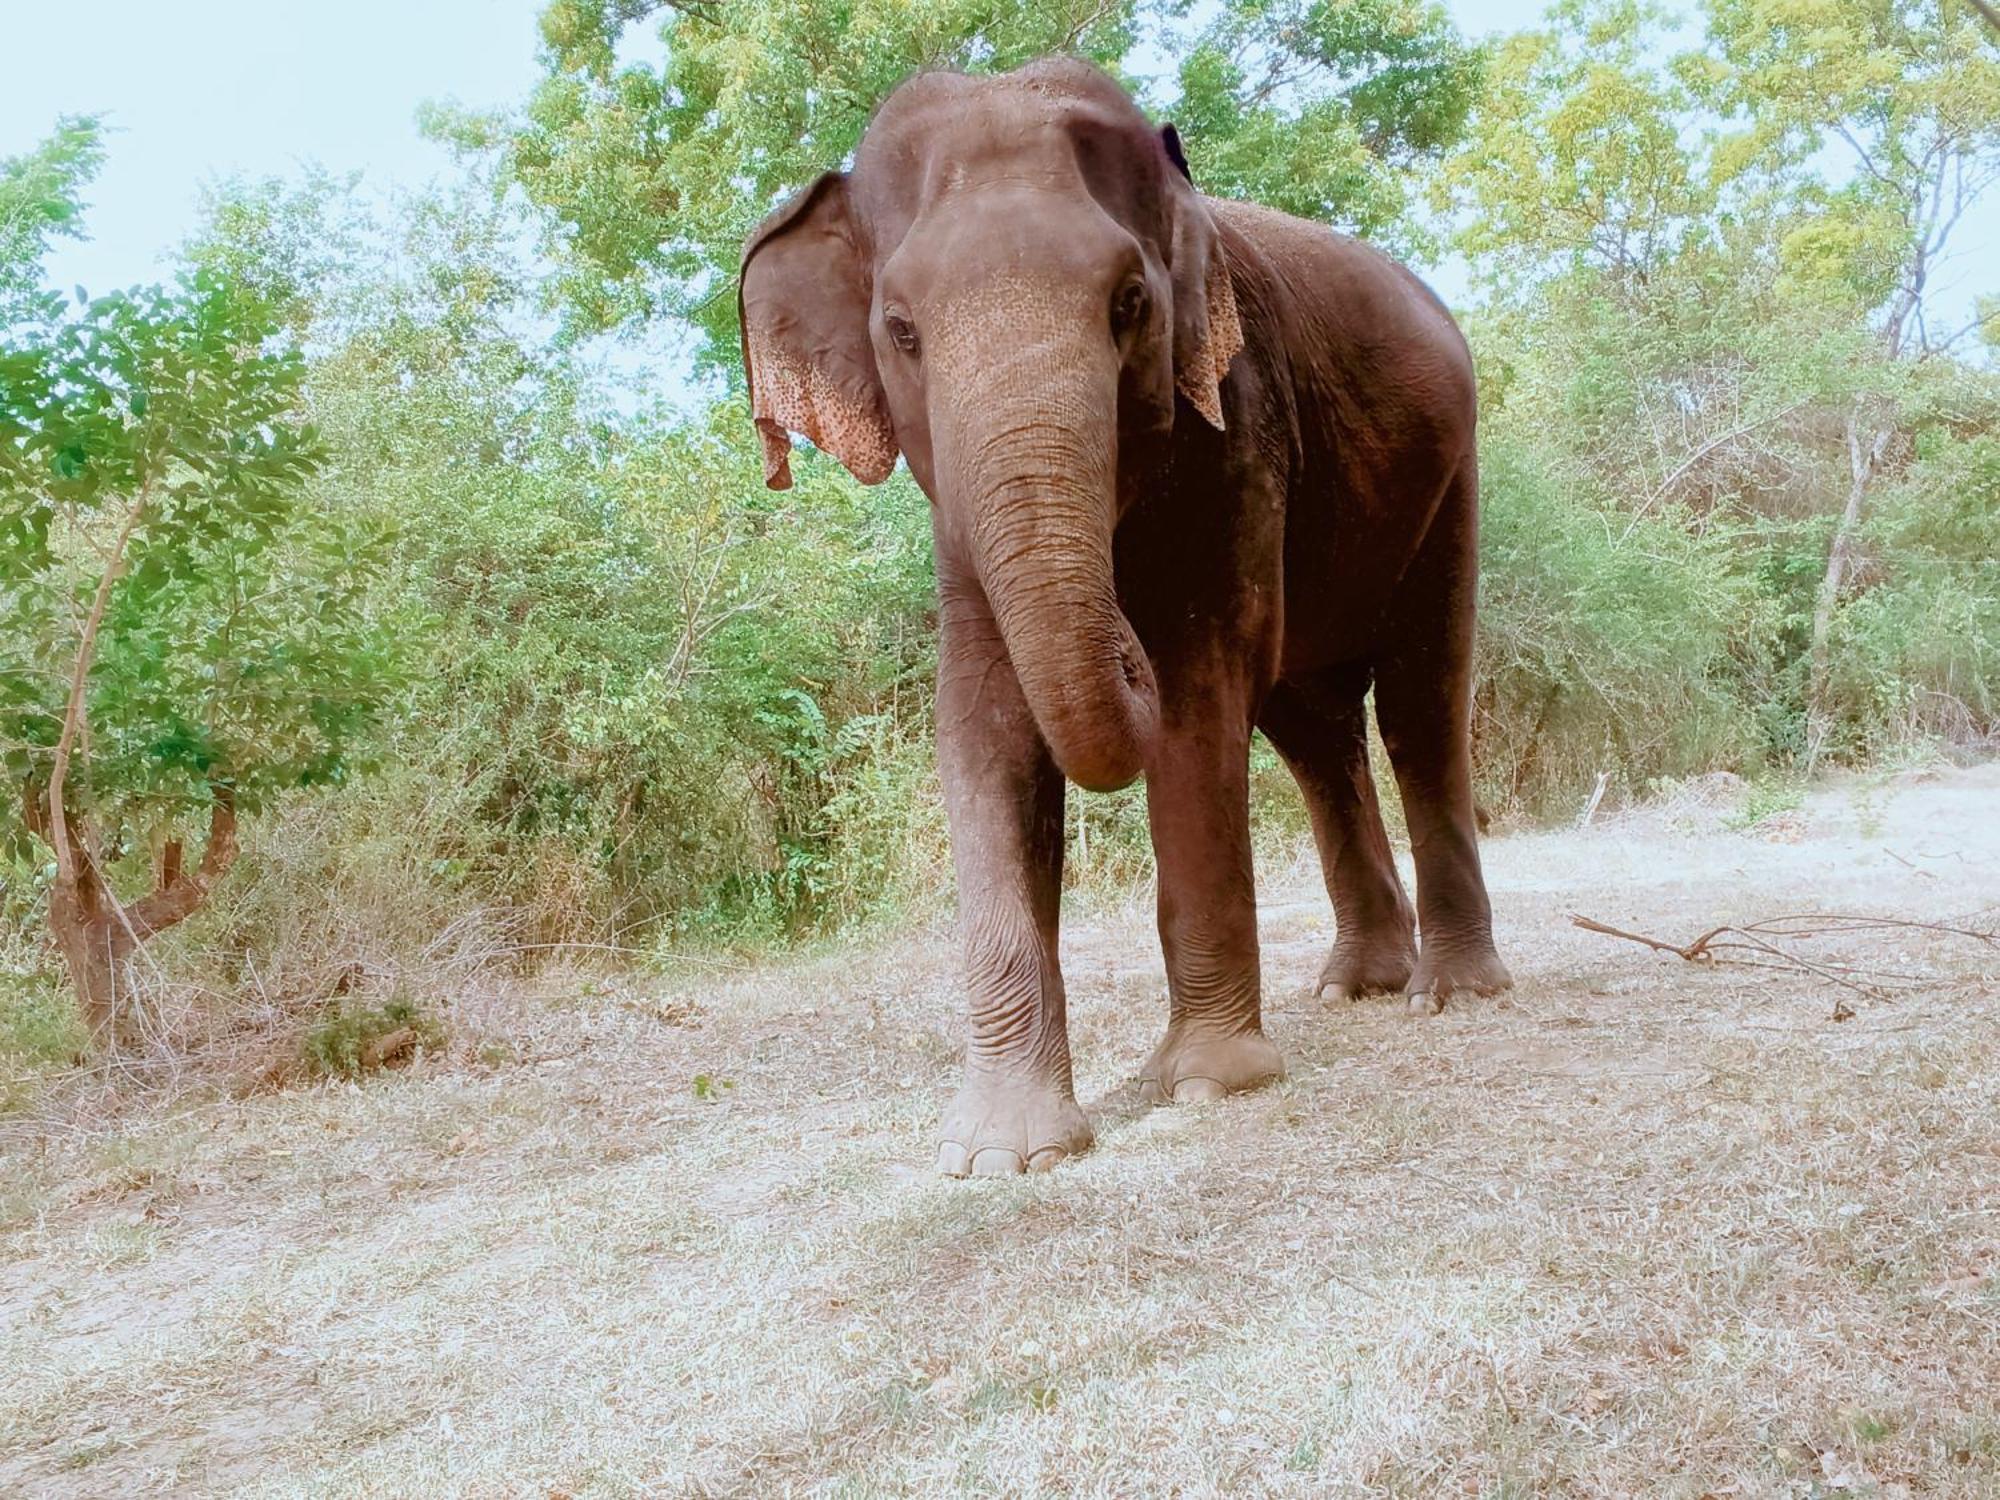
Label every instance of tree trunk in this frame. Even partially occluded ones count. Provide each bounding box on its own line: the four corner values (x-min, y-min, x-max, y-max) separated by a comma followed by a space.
47, 874, 131, 1039
1807, 407, 1891, 735
24, 782, 239, 1044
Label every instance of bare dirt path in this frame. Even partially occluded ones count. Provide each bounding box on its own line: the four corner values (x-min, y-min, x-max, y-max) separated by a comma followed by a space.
3, 766, 1998, 1497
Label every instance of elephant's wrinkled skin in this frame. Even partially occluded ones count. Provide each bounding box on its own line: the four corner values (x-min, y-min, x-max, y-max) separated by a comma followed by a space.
739, 58, 1511, 1176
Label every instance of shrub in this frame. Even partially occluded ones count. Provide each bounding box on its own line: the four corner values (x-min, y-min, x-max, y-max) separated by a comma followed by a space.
300, 997, 444, 1079
1472, 433, 1762, 815
1821, 431, 2000, 752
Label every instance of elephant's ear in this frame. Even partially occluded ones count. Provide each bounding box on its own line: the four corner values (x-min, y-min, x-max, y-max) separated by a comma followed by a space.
738, 172, 897, 490
1161, 126, 1244, 433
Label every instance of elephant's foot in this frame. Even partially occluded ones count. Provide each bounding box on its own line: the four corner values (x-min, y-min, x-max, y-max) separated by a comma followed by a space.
936, 1073, 1093, 1177
1314, 936, 1418, 1001
1406, 939, 1513, 1017
1139, 1023, 1284, 1104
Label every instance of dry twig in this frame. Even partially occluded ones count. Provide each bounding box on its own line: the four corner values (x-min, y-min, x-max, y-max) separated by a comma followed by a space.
1569, 909, 2000, 1017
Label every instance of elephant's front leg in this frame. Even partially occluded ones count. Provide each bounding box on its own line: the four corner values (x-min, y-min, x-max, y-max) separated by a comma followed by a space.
1139, 672, 1285, 1103
934, 582, 1094, 1177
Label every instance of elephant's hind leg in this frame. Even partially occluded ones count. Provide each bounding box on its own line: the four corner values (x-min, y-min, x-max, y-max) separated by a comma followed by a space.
1372, 459, 1512, 1013
934, 579, 1094, 1176
1259, 666, 1418, 999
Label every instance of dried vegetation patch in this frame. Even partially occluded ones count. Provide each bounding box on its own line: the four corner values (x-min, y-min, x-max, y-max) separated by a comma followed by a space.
2, 767, 1998, 1496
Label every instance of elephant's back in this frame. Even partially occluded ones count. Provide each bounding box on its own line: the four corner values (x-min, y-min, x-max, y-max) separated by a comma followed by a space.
1207, 197, 1480, 666
1207, 197, 1475, 462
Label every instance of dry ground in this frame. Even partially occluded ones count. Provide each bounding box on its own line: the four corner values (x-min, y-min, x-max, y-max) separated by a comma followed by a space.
3, 766, 1999, 1497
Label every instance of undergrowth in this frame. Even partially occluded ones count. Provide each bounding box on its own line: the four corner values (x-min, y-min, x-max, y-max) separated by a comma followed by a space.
300, 998, 445, 1080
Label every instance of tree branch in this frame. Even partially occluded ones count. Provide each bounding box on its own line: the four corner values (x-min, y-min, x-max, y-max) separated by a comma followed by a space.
126, 785, 238, 939
1927, 301, 2000, 357
1570, 909, 1998, 1019
1623, 400, 1810, 536
48, 480, 153, 891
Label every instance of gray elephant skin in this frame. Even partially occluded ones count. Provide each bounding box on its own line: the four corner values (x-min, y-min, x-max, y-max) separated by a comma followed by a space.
738, 57, 1512, 1177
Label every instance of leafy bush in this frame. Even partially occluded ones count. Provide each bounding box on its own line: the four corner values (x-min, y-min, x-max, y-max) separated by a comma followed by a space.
1472, 434, 1762, 815
318, 364, 940, 943
0, 964, 86, 1098
1821, 431, 2000, 751
300, 997, 444, 1079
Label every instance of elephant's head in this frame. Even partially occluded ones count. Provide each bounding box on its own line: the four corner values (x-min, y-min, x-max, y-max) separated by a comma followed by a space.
738, 58, 1243, 791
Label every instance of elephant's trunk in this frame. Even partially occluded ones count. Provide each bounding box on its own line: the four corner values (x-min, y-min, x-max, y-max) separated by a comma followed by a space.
952, 402, 1158, 793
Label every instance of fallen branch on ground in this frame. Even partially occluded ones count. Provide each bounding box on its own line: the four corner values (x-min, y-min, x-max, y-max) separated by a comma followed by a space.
1568, 910, 2000, 1019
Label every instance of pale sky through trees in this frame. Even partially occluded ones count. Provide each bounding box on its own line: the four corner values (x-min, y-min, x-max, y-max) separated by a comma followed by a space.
6, 1, 1534, 287
1, 0, 1989, 329
0, 0, 544, 297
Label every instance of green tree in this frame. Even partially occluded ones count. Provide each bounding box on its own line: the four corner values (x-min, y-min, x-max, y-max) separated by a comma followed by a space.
1442, 0, 2000, 778
0, 251, 399, 1038
0, 115, 105, 328
426, 0, 1138, 355
1438, 0, 1724, 290
429, 0, 1480, 357
1697, 0, 2000, 729
1161, 0, 1482, 254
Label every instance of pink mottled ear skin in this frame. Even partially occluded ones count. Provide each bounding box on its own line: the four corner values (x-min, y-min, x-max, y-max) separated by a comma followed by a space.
739, 174, 899, 490
1174, 246, 1244, 430
747, 329, 897, 490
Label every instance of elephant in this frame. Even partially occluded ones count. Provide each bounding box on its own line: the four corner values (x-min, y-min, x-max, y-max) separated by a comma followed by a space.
738, 56, 1511, 1176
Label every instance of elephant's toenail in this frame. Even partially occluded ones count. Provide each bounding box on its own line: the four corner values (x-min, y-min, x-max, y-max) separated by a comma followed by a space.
1172, 1076, 1228, 1103
1408, 992, 1444, 1017
970, 1146, 1026, 1176
936, 1142, 971, 1177
1025, 1146, 1068, 1172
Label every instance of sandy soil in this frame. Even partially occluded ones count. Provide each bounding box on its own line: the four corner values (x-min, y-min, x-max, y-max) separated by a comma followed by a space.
2, 765, 1998, 1497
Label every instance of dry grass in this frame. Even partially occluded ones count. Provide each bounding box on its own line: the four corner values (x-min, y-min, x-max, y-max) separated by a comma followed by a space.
2, 765, 1998, 1497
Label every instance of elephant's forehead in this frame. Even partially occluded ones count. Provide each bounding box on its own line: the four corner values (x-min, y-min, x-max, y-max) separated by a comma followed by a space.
862, 76, 1081, 188
922, 272, 1108, 363
869, 56, 1140, 133
854, 66, 1158, 243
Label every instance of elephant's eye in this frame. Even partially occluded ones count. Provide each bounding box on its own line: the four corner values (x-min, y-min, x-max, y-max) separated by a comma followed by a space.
883, 311, 920, 355
1112, 280, 1150, 336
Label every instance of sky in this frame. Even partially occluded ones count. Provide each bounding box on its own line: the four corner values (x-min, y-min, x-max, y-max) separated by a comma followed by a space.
0, 0, 548, 297
1, 0, 1988, 340
3, 0, 1540, 294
